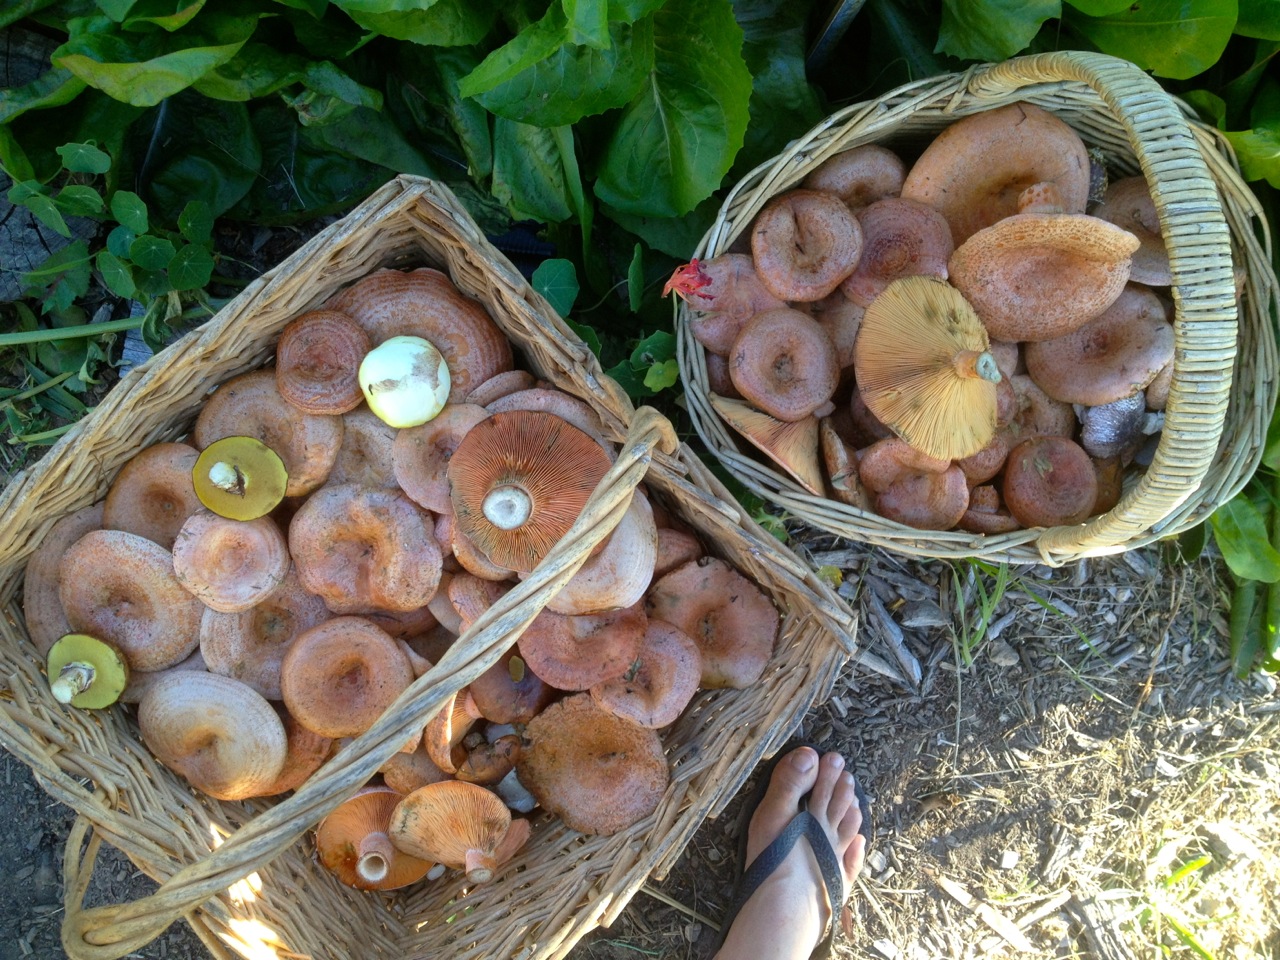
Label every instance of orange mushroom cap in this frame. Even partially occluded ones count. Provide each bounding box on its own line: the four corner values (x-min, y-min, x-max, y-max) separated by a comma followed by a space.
544, 490, 657, 616
256, 706, 334, 797
172, 511, 291, 614
517, 600, 648, 692
22, 503, 103, 656
465, 369, 537, 407
1002, 436, 1098, 528
840, 197, 954, 308
468, 646, 554, 724
664, 254, 787, 355
380, 744, 450, 795
1092, 176, 1171, 286
710, 394, 823, 495
422, 688, 484, 774
957, 485, 1022, 535
820, 418, 871, 510
729, 308, 839, 422
653, 527, 704, 580
802, 144, 907, 211
327, 406, 399, 489
448, 410, 612, 574
484, 387, 614, 457
589, 618, 701, 729
317, 786, 434, 890
275, 309, 371, 415
645, 557, 779, 689
517, 693, 668, 836
751, 190, 864, 302
388, 780, 513, 883
102, 442, 203, 550
794, 290, 864, 370
393, 403, 491, 514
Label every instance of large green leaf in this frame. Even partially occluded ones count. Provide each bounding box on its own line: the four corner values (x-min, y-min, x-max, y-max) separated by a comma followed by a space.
123, 0, 207, 31
1063, 0, 1130, 14
1237, 0, 1280, 39
192, 43, 309, 100
1212, 495, 1280, 583
139, 92, 262, 222
339, 0, 497, 45
466, 13, 654, 126
1, 0, 60, 29
424, 47, 493, 179
732, 0, 823, 177
303, 105, 441, 175
602, 193, 718, 258
1064, 0, 1238, 80
595, 0, 751, 218
491, 117, 574, 222
0, 67, 88, 125
52, 18, 257, 106
564, 0, 609, 48
607, 0, 666, 19
937, 0, 1060, 61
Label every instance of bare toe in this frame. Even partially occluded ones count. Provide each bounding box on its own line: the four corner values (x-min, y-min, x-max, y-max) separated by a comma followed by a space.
744, 747, 819, 866
829, 770, 859, 826
808, 752, 844, 815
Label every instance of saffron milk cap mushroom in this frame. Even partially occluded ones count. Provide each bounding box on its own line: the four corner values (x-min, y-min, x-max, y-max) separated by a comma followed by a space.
841, 197, 954, 307
276, 310, 371, 415
22, 502, 103, 656
729, 308, 839, 421
662, 254, 786, 355
448, 410, 612, 573
709, 395, 823, 495
388, 780, 513, 883
102, 442, 203, 549
393, 403, 490, 513
794, 290, 863, 369
257, 706, 333, 796
589, 619, 701, 729
517, 600, 648, 691
802, 143, 907, 210
750, 189, 864, 301
192, 436, 290, 522
138, 671, 287, 800
46, 633, 129, 709
517, 693, 668, 836
326, 407, 399, 488
544, 490, 657, 615
172, 512, 290, 614
853, 276, 1001, 461
1092, 176, 1171, 286
1002, 436, 1098, 528
317, 786, 434, 890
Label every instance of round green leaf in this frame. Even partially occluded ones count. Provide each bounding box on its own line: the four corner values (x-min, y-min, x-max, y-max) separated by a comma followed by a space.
95, 250, 136, 299
54, 185, 105, 217
129, 234, 177, 272
106, 224, 137, 259
55, 141, 111, 174
167, 243, 214, 291
532, 258, 580, 317
178, 200, 214, 245
110, 191, 149, 234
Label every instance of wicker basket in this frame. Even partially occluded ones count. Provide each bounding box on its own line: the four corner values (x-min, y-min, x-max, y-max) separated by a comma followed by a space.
678, 51, 1280, 564
0, 176, 858, 960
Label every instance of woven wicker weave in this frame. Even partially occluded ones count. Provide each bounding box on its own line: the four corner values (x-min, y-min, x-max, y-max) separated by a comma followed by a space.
678, 51, 1279, 564
0, 177, 857, 960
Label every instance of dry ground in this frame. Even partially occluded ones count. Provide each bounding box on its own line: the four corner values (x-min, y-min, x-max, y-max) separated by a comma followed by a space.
4, 532, 1278, 960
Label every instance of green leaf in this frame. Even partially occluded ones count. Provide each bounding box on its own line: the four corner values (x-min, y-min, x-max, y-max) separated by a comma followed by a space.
465, 12, 653, 126
7, 179, 45, 204
938, 0, 1060, 61
24, 241, 92, 305
54, 185, 105, 216
341, 0, 498, 45
2, 0, 61, 30
630, 329, 676, 368
532, 258, 580, 316
303, 105, 440, 176
21, 193, 72, 238
566, 318, 602, 358
551, 124, 591, 248
1063, 0, 1237, 80
627, 243, 644, 312
178, 199, 214, 244
123, 0, 207, 31
642, 357, 679, 391
0, 67, 87, 126
1063, 0, 1131, 13
0, 126, 36, 182
52, 19, 257, 107
565, 0, 610, 48
491, 118, 574, 222
191, 43, 308, 101
106, 224, 137, 258
110, 190, 149, 233
301, 60, 384, 110
97, 0, 139, 19
273, 0, 328, 14
168, 242, 215, 290
1224, 77, 1280, 187
595, 0, 753, 218
1237, 0, 1280, 39
55, 141, 112, 174
1182, 88, 1227, 128
129, 234, 177, 271
608, 0, 666, 19
603, 193, 719, 259
95, 250, 136, 298
1211, 495, 1280, 582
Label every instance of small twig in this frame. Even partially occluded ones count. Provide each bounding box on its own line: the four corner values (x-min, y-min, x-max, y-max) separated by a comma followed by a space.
638, 884, 719, 930
933, 873, 1036, 952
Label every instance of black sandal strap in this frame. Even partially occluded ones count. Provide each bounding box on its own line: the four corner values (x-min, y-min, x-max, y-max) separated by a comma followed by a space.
724, 810, 812, 925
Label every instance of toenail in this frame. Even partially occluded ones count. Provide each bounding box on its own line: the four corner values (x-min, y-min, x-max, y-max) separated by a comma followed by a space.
842, 771, 855, 785
831, 754, 844, 770
792, 749, 816, 772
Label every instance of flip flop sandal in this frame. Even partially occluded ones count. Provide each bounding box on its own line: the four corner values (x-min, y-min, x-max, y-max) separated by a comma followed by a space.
714, 743, 872, 960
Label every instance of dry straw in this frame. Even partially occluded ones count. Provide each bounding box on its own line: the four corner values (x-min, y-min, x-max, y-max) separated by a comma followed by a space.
0, 177, 856, 959
678, 51, 1280, 564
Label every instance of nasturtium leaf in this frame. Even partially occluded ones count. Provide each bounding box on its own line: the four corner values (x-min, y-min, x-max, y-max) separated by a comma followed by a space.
1237, 0, 1280, 39
937, 0, 1060, 61
630, 329, 676, 369
642, 358, 680, 392
52, 23, 256, 106
124, 0, 207, 31
178, 199, 214, 244
192, 43, 308, 100
1063, 0, 1237, 80
469, 16, 653, 126
565, 0, 610, 48
491, 118, 574, 223
129, 234, 177, 271
341, 1, 497, 46
0, 67, 87, 125
1211, 495, 1280, 583
566, 319, 603, 359
595, 0, 753, 218
95, 250, 136, 298
627, 243, 644, 312
22, 193, 71, 238
168, 242, 215, 290
55, 185, 105, 216
532, 258, 580, 316
106, 224, 137, 258
55, 141, 111, 174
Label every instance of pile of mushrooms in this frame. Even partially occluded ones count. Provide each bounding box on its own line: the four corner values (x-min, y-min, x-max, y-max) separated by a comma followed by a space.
21, 266, 783, 896
672, 102, 1181, 533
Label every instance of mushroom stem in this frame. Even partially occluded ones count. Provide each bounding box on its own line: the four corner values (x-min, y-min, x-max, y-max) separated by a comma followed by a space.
482, 486, 533, 531
208, 461, 246, 497
51, 661, 95, 704
356, 832, 397, 884
464, 848, 498, 884
954, 351, 1002, 384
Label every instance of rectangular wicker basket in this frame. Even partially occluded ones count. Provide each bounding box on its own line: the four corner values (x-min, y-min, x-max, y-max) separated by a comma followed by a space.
0, 176, 857, 960
678, 51, 1280, 564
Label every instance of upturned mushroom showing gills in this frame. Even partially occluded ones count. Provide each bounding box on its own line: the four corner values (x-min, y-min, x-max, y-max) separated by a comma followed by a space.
324, 267, 513, 403
192, 436, 290, 522
317, 786, 434, 891
518, 693, 669, 836
709, 395, 823, 495
193, 370, 342, 498
750, 189, 864, 301
393, 403, 491, 513
545, 490, 657, 616
22, 503, 103, 656
59, 529, 202, 672
853, 276, 1001, 461
729, 308, 839, 422
289, 483, 442, 613
102, 442, 203, 550
662, 254, 786, 355
645, 557, 780, 689
46, 633, 129, 709
172, 512, 290, 614
138, 672, 287, 800
801, 143, 907, 211
276, 309, 371, 415
841, 197, 954, 308
900, 101, 1091, 245
388, 780, 513, 883
358, 335, 451, 429
447, 410, 612, 573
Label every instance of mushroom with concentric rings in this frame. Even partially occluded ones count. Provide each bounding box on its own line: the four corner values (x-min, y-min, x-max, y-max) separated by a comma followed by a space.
317, 785, 434, 890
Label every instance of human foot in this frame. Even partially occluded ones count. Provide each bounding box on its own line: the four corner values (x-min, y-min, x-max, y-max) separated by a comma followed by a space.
713, 747, 868, 960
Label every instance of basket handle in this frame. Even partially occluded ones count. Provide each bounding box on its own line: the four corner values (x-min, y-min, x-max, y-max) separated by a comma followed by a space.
61, 406, 680, 960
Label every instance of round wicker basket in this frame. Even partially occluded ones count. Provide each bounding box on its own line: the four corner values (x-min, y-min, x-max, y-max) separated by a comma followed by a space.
678, 51, 1279, 564
0, 177, 856, 960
